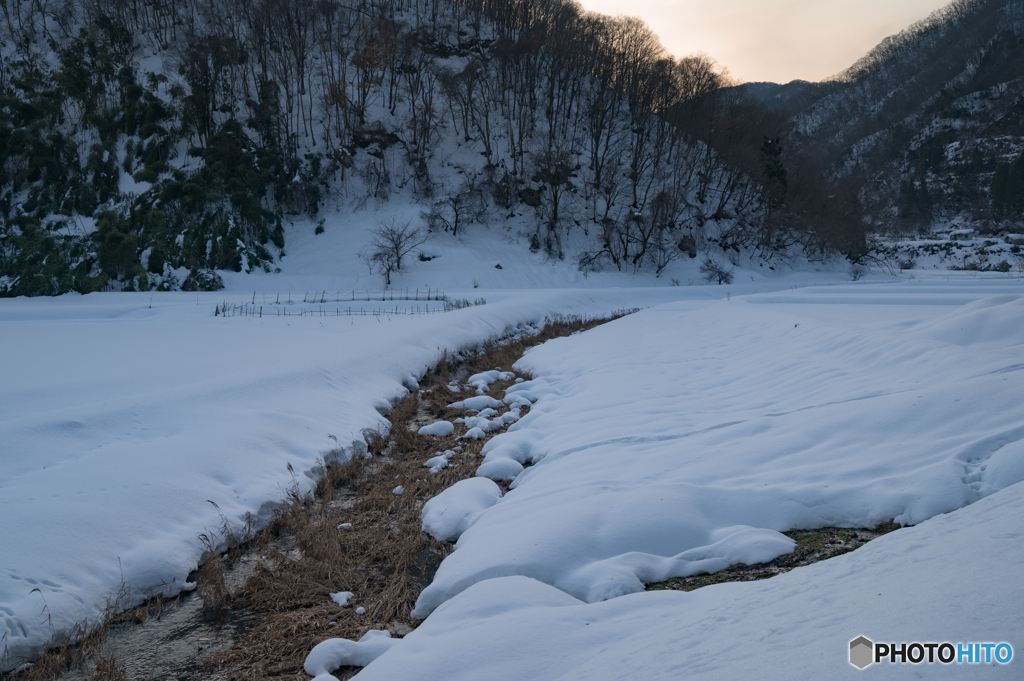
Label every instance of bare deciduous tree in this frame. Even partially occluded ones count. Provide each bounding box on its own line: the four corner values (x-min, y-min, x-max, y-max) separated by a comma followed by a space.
367, 217, 428, 285
699, 257, 734, 285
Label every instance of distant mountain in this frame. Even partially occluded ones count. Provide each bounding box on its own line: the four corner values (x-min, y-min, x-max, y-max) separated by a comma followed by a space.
733, 80, 829, 113
772, 0, 1024, 235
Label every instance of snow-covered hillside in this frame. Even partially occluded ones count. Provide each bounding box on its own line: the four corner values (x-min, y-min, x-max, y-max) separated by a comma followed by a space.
780, 0, 1024, 235
0, 0, 770, 299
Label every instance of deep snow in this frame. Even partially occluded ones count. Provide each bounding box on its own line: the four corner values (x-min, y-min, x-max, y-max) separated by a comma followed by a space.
416, 280, 1024, 614
2, 243, 1022, 674
305, 274, 1023, 681
1, 281, 776, 669
347, 475, 1024, 680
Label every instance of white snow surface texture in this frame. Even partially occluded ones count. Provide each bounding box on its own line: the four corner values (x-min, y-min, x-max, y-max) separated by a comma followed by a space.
0, 286, 705, 669
341, 278, 1023, 681
356, 478, 1024, 680
414, 283, 1024, 615
305, 630, 397, 680
421, 477, 503, 542
4, 274, 1024, 676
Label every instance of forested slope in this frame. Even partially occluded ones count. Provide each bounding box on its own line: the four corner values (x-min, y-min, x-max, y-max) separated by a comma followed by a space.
1, 0, 863, 297
773, 0, 1024, 235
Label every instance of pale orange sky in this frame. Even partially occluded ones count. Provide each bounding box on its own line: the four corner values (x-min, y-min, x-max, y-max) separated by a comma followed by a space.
579, 0, 954, 83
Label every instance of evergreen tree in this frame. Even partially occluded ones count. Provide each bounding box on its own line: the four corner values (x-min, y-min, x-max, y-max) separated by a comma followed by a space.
760, 137, 788, 211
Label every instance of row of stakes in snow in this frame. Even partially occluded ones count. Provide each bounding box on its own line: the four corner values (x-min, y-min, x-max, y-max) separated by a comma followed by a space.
283, 288, 448, 304
215, 291, 486, 317
214, 303, 477, 318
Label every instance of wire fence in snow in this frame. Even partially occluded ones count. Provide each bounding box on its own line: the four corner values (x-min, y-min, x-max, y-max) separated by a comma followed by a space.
215, 291, 486, 318
256, 288, 452, 304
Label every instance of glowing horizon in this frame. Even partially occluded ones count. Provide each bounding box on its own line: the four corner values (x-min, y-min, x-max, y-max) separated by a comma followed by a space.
578, 0, 954, 84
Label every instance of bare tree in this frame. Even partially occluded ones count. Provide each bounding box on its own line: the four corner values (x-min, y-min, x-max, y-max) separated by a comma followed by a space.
699, 257, 734, 285
368, 217, 428, 285
426, 174, 483, 236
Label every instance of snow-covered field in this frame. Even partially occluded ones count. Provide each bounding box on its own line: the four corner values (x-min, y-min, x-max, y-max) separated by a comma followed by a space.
0, 280, 763, 669
351, 475, 1023, 680
3, 262, 1023, 676
310, 274, 1024, 680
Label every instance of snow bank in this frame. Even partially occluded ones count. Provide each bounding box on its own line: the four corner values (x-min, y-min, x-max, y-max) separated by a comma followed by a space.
305, 630, 397, 680
353, 479, 1024, 680
421, 478, 503, 542
415, 280, 1024, 616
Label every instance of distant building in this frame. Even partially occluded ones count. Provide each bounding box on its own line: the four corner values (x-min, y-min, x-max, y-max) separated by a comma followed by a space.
950, 229, 974, 241
1006, 234, 1024, 245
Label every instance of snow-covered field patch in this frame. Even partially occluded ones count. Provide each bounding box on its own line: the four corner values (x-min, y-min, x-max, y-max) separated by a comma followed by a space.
357, 477, 1024, 680
341, 275, 1023, 679
415, 279, 1024, 614
0, 285, 723, 669
3, 273, 1022, 675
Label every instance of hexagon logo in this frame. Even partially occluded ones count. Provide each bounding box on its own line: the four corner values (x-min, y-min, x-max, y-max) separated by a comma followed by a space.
850, 636, 874, 669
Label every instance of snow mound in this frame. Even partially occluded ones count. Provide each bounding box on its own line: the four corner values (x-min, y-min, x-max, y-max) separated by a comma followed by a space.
304, 630, 398, 680
424, 450, 456, 473
569, 526, 794, 602
448, 395, 503, 411
920, 294, 1024, 350
455, 415, 503, 433
467, 370, 516, 394
329, 591, 354, 607
422, 477, 503, 541
498, 409, 521, 425
501, 381, 547, 407
476, 459, 525, 481
345, 480, 1024, 681
418, 421, 454, 437
424, 455, 450, 472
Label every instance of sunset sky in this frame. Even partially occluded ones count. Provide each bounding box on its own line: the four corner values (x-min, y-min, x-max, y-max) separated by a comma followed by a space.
578, 0, 954, 84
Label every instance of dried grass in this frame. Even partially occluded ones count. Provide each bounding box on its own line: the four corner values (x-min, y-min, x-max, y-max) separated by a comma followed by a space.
206, 310, 638, 680
9, 582, 129, 681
